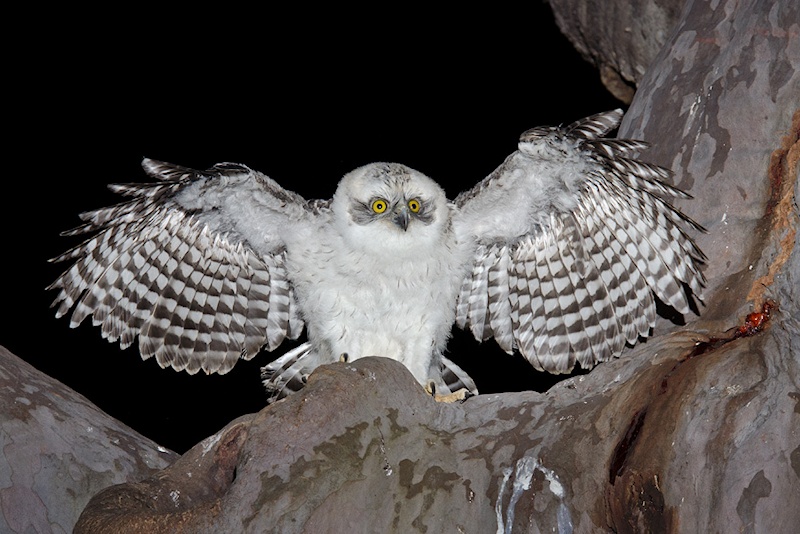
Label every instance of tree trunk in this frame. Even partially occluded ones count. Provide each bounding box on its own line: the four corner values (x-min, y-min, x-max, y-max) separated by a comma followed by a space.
0, 347, 179, 533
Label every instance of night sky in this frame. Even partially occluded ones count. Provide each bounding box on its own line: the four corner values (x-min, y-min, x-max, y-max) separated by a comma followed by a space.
5, 5, 621, 453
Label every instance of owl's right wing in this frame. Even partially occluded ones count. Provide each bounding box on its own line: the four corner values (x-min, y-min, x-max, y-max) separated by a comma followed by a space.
452, 110, 706, 374
49, 158, 327, 375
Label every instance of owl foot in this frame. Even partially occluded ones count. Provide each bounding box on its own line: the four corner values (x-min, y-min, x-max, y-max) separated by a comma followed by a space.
425, 381, 473, 403
436, 388, 474, 403
339, 353, 349, 363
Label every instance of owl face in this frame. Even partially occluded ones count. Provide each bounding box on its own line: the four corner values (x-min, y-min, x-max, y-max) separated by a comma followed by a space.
331, 163, 451, 252
350, 191, 435, 231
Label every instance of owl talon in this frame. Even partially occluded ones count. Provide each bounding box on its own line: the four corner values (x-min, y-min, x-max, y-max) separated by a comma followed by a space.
424, 380, 437, 397
339, 353, 349, 363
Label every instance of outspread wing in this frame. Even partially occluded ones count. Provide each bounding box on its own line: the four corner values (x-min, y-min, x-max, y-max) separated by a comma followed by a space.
49, 158, 324, 374
453, 110, 706, 374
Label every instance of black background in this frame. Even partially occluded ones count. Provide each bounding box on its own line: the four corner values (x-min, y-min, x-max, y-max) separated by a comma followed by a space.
4, 5, 620, 453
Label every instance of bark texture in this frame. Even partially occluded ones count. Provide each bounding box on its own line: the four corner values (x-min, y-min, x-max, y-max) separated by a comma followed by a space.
546, 0, 685, 103
0, 347, 179, 533
7, 0, 800, 532
72, 329, 800, 533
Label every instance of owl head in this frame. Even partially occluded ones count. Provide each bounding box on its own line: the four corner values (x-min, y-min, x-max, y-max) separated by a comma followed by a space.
331, 163, 451, 252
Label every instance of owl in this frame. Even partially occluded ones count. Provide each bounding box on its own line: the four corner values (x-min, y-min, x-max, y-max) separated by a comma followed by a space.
49, 110, 705, 402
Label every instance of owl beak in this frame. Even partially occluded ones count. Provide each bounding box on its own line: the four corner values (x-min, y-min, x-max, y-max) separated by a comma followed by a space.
393, 207, 410, 231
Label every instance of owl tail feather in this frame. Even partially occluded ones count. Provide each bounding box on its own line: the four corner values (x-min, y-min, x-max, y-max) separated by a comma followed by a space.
438, 356, 479, 396
261, 342, 316, 403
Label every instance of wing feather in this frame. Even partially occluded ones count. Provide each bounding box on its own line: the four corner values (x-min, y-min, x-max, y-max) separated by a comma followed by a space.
455, 271, 472, 330
466, 244, 491, 341
454, 110, 705, 374
264, 252, 295, 351
49, 158, 319, 374
486, 245, 514, 353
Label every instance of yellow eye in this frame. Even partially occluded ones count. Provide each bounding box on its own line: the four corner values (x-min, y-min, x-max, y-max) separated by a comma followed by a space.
408, 199, 421, 213
371, 199, 388, 213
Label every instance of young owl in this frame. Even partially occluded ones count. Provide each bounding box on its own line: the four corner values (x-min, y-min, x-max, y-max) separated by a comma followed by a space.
49, 110, 705, 402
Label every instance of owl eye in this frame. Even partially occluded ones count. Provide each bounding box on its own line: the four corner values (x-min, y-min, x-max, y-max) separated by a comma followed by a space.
408, 199, 421, 213
371, 199, 388, 214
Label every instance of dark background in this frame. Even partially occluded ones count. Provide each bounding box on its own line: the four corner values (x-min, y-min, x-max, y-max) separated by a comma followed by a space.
4, 4, 620, 453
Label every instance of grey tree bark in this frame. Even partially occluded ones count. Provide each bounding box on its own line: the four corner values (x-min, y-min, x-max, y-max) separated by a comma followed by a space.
546, 0, 685, 103
0, 347, 179, 533
3, 0, 798, 532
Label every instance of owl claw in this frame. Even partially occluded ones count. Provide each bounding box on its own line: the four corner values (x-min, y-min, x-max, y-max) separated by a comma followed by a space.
339, 353, 349, 363
424, 380, 437, 397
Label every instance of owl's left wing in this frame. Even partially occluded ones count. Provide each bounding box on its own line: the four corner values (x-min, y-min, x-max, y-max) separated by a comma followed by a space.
452, 110, 706, 374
